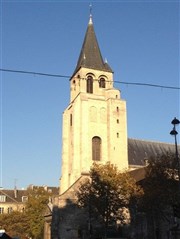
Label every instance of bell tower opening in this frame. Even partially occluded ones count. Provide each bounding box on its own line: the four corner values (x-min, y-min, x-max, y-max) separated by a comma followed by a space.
99, 77, 106, 88
87, 75, 93, 93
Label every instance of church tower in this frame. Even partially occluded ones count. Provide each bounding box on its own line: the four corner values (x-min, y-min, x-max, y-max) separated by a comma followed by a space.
60, 15, 128, 194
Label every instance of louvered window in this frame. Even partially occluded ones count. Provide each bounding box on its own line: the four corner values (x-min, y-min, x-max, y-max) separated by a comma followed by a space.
99, 78, 106, 88
92, 136, 101, 161
87, 75, 93, 93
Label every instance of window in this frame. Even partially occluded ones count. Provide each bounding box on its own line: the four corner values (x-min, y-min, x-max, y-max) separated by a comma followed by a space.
117, 119, 119, 124
0, 207, 4, 214
87, 75, 93, 93
7, 207, 13, 214
116, 107, 119, 112
99, 78, 106, 88
117, 133, 119, 138
22, 196, 28, 203
92, 136, 101, 161
0, 195, 6, 202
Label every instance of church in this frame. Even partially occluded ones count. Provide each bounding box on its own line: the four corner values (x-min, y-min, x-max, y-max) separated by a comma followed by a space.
44, 13, 179, 239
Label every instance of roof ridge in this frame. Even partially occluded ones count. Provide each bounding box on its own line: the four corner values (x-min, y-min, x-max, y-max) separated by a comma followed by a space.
0, 190, 19, 203
128, 137, 178, 146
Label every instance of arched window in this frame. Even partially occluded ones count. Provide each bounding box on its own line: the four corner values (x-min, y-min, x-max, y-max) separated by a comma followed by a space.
99, 78, 106, 88
92, 136, 101, 161
87, 75, 93, 93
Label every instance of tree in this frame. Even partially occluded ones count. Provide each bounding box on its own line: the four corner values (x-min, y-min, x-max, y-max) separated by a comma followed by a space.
0, 211, 29, 238
25, 186, 52, 239
76, 162, 143, 237
140, 153, 179, 237
0, 187, 52, 239
141, 153, 179, 214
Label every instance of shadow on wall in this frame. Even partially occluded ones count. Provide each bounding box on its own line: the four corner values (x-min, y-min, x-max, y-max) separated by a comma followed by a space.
50, 198, 127, 239
51, 198, 102, 239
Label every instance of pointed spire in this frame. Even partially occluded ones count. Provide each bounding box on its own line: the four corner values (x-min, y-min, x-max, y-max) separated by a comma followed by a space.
89, 14, 93, 25
89, 4, 93, 25
72, 10, 113, 76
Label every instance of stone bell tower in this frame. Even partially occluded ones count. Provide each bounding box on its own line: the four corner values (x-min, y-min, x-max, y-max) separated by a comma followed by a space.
60, 14, 128, 194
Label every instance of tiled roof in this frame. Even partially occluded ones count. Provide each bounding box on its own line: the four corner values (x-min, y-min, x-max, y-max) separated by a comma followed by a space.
0, 186, 59, 203
128, 138, 179, 166
73, 16, 113, 76
0, 189, 27, 203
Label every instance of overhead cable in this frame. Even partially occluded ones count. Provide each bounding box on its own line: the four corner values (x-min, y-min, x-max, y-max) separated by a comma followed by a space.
0, 68, 179, 90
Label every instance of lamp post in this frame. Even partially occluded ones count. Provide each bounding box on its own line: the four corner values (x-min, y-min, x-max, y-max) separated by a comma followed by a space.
170, 117, 180, 239
170, 117, 180, 181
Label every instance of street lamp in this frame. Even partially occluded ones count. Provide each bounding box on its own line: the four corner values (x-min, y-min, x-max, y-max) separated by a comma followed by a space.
170, 117, 180, 239
170, 117, 180, 181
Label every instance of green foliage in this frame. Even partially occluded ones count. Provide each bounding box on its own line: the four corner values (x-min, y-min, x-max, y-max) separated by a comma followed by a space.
141, 153, 179, 215
25, 187, 52, 239
77, 162, 143, 227
0, 211, 29, 238
0, 187, 51, 239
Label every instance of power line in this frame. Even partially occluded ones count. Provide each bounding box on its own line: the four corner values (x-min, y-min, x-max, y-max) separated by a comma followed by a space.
0, 68, 179, 90
0, 68, 69, 79
114, 80, 180, 90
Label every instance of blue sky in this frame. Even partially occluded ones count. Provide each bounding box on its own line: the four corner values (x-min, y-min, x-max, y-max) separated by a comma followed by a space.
0, 1, 179, 189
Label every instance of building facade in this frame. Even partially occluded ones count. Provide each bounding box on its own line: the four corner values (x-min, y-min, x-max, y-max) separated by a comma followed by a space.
0, 188, 28, 215
0, 185, 58, 215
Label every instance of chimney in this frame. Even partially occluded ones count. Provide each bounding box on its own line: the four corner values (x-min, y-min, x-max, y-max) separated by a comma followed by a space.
14, 186, 17, 198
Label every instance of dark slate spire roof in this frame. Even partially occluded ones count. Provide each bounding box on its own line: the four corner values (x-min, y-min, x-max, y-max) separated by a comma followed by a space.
73, 15, 113, 75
